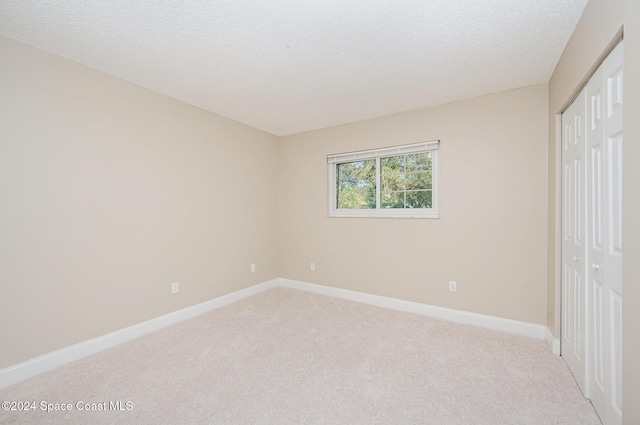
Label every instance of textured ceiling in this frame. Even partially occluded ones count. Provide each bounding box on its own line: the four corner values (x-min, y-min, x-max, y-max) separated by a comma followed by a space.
0, 1, 588, 136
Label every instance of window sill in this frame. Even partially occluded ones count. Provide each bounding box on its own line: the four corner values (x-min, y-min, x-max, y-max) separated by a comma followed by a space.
328, 213, 440, 219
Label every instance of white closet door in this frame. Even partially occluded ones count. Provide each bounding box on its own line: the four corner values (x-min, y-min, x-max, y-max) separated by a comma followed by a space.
561, 89, 587, 394
587, 41, 623, 425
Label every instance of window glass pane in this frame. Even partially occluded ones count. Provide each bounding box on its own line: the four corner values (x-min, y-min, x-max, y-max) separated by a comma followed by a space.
405, 152, 432, 172
406, 190, 432, 208
381, 155, 403, 170
336, 160, 376, 209
381, 155, 404, 193
381, 191, 405, 208
381, 172, 404, 192
381, 153, 432, 208
406, 171, 432, 190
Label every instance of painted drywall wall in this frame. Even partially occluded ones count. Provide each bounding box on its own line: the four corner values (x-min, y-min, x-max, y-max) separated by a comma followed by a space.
277, 85, 549, 325
547, 0, 640, 422
0, 36, 279, 368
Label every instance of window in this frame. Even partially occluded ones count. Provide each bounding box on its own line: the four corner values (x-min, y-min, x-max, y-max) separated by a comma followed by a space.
328, 141, 439, 218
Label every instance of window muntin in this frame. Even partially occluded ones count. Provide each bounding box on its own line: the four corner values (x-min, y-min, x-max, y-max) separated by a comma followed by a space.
328, 141, 439, 218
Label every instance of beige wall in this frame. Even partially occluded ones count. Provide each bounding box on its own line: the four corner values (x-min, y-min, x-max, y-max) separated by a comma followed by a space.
0, 36, 279, 368
547, 0, 640, 423
278, 85, 549, 325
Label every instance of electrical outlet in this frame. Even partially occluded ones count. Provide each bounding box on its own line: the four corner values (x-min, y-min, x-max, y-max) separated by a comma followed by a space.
448, 281, 457, 292
250, 264, 256, 272
310, 262, 315, 271
171, 282, 179, 294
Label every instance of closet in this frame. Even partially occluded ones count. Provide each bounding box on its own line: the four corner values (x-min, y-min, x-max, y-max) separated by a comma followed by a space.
561, 41, 623, 425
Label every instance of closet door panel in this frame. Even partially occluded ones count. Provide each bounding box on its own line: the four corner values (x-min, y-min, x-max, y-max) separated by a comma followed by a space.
585, 41, 623, 425
561, 90, 587, 393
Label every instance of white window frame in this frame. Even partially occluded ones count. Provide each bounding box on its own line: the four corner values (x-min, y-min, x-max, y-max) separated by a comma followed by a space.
327, 140, 439, 218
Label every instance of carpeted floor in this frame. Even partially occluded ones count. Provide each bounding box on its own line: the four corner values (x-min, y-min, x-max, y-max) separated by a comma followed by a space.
0, 287, 601, 424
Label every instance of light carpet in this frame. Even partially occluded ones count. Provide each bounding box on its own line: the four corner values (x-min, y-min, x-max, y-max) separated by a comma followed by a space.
0, 287, 601, 424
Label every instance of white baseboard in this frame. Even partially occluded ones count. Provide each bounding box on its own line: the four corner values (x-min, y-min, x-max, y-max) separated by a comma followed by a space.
545, 327, 561, 356
1, 277, 553, 389
0, 279, 279, 390
276, 278, 548, 340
